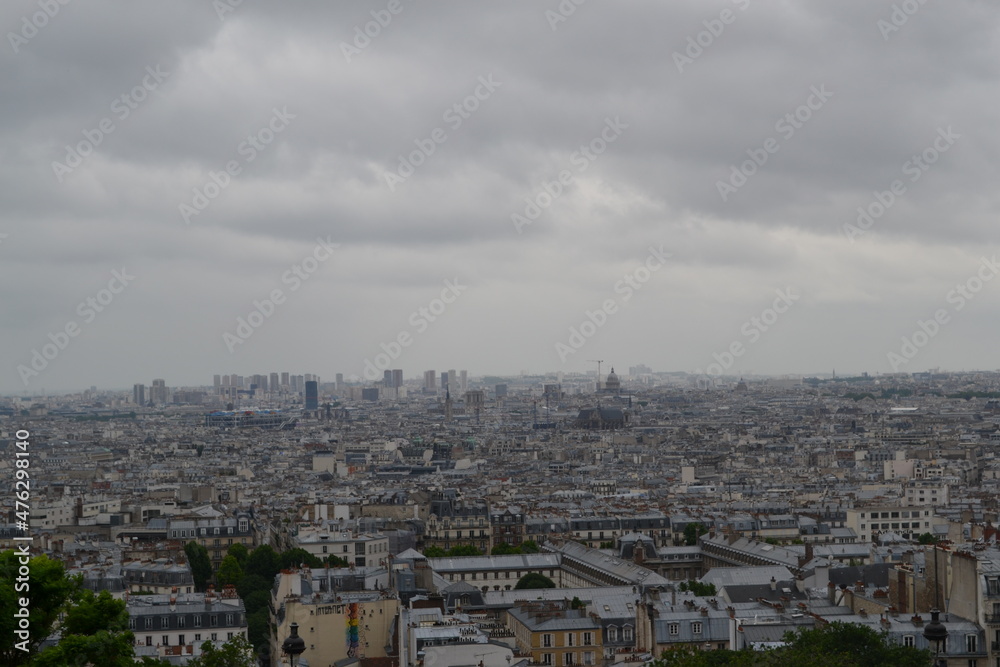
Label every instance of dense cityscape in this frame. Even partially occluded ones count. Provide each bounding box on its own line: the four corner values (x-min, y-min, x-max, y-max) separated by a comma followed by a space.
6, 368, 1000, 664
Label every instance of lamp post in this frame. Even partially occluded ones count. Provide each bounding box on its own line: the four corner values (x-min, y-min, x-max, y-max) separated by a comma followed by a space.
922, 608, 947, 667
281, 622, 306, 667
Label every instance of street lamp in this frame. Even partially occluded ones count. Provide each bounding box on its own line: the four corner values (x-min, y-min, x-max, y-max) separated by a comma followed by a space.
281, 622, 306, 666
922, 608, 947, 667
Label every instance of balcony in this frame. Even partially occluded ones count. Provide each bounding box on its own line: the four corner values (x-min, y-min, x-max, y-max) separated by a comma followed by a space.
985, 615, 1000, 625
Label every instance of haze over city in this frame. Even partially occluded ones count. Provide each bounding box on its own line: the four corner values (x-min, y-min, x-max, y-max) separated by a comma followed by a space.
3, 0, 999, 393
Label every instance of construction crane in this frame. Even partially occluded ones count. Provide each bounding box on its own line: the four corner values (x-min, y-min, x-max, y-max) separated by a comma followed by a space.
587, 360, 604, 392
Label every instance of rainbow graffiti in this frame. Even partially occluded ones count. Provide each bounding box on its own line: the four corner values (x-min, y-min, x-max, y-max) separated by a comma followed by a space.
347, 602, 360, 657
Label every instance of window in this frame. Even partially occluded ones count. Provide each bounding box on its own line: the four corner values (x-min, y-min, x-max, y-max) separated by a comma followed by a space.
543, 634, 553, 648
583, 652, 594, 665
565, 653, 575, 666
583, 632, 593, 646
903, 635, 914, 647
567, 633, 575, 647
146, 636, 152, 646
692, 622, 703, 634
129, 618, 135, 630
161, 617, 169, 629
195, 634, 201, 642
211, 615, 218, 627
228, 632, 234, 640
623, 626, 633, 641
226, 614, 234, 626
162, 635, 170, 646
608, 627, 618, 642
145, 618, 153, 629
179, 617, 185, 628
668, 624, 679, 636
967, 634, 978, 653
542, 655, 553, 665
178, 634, 185, 646
194, 616, 202, 627
211, 633, 218, 641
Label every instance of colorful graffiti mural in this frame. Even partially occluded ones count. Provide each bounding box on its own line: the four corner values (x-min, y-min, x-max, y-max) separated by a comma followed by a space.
346, 602, 360, 657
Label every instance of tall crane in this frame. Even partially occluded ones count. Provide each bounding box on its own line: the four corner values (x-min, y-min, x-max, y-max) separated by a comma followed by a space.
588, 360, 604, 392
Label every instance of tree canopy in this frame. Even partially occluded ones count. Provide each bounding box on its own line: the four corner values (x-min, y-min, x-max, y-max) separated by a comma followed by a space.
651, 622, 931, 667
514, 572, 556, 589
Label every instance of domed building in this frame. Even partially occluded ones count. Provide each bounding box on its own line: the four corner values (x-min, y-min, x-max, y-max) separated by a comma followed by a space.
603, 367, 621, 394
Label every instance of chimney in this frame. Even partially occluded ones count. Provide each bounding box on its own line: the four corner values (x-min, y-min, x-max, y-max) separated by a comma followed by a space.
770, 577, 776, 592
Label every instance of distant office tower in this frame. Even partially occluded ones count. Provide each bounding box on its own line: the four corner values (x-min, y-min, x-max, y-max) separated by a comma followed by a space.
460, 370, 468, 392
424, 370, 436, 390
448, 369, 457, 388
252, 374, 266, 391
335, 373, 344, 390
383, 370, 393, 388
361, 387, 379, 401
221, 375, 230, 387
495, 383, 508, 397
150, 379, 167, 405
392, 369, 403, 389
270, 373, 279, 391
295, 375, 304, 390
236, 375, 244, 387
213, 375, 221, 388
133, 384, 145, 406
305, 381, 318, 410
441, 372, 449, 389
281, 372, 290, 387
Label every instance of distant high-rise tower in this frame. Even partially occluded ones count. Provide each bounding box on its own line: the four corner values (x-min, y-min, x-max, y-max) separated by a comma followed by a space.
305, 381, 318, 410
392, 369, 403, 389
270, 373, 279, 392
424, 370, 436, 391
133, 384, 145, 406
213, 375, 221, 388
441, 372, 449, 389
335, 373, 344, 390
150, 379, 167, 405
448, 369, 457, 389
495, 383, 507, 398
281, 372, 290, 387
383, 370, 393, 388
460, 370, 468, 392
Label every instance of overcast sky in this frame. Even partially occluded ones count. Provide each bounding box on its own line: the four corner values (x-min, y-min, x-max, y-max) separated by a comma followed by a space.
2, 0, 999, 394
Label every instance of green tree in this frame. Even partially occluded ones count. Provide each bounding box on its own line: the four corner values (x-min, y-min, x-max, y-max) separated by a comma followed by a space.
447, 544, 483, 556
570, 596, 585, 610
0, 551, 76, 665
492, 542, 519, 555
519, 540, 540, 553
216, 555, 244, 588
244, 544, 280, 582
514, 572, 556, 589
279, 547, 323, 570
185, 541, 213, 592
683, 523, 708, 546
227, 543, 249, 568
650, 621, 930, 667
236, 574, 271, 601
423, 546, 447, 557
187, 634, 257, 667
917, 533, 937, 545
677, 580, 717, 597
62, 589, 128, 636
247, 608, 272, 653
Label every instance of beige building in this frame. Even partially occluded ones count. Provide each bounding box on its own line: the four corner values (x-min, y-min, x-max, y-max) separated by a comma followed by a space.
270, 569, 398, 667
